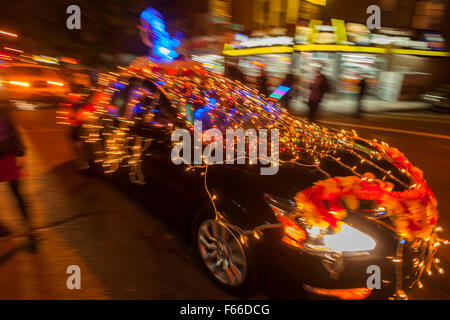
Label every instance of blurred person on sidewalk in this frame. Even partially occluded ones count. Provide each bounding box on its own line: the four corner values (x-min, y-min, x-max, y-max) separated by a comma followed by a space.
280, 72, 298, 111
307, 68, 329, 122
356, 76, 367, 118
257, 66, 269, 97
0, 108, 34, 247
227, 64, 246, 85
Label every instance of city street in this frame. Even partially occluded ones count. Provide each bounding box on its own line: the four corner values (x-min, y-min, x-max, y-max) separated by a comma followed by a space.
1, 105, 449, 299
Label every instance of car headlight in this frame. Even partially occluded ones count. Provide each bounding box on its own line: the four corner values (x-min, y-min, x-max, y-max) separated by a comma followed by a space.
264, 194, 376, 254
304, 223, 376, 254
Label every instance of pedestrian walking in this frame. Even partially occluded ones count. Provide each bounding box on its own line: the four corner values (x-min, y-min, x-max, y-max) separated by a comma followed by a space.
307, 68, 329, 122
279, 73, 299, 111
226, 64, 246, 85
0, 108, 34, 246
257, 67, 269, 97
356, 77, 367, 118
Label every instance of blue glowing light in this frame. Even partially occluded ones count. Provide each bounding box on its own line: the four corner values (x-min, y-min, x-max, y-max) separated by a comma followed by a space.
140, 8, 180, 63
207, 97, 217, 108
113, 82, 126, 90
194, 107, 209, 120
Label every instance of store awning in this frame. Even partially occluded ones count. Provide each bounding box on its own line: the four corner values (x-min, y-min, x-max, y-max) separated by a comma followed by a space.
222, 46, 293, 56
223, 44, 450, 57
294, 44, 386, 53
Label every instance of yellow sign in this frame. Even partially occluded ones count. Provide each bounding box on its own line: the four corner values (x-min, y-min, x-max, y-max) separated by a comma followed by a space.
331, 19, 347, 44
223, 46, 294, 56
293, 44, 450, 56
390, 48, 450, 57
306, 0, 326, 6
308, 19, 322, 44
294, 44, 386, 53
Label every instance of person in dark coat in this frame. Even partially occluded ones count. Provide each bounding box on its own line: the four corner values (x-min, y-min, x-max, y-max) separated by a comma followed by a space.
0, 108, 33, 243
226, 65, 246, 84
356, 77, 367, 118
280, 73, 297, 110
257, 67, 269, 97
307, 69, 329, 122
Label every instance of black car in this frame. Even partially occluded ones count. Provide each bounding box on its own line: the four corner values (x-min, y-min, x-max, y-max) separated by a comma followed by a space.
62, 60, 442, 300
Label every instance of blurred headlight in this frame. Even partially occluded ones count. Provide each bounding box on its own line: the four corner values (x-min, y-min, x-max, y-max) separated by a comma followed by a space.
9, 80, 29, 87
47, 81, 64, 86
304, 223, 376, 254
264, 193, 376, 254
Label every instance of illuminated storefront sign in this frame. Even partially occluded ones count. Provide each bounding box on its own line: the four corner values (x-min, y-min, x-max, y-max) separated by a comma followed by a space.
306, 0, 326, 6
224, 43, 449, 57
223, 18, 449, 58
231, 36, 294, 49
294, 44, 386, 53
331, 19, 348, 44
313, 25, 337, 44
295, 26, 312, 44
421, 33, 445, 51
346, 23, 370, 45
292, 45, 449, 56
223, 46, 293, 56
389, 49, 450, 57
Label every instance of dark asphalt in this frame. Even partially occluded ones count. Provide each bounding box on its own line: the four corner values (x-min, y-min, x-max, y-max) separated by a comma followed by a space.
0, 106, 449, 299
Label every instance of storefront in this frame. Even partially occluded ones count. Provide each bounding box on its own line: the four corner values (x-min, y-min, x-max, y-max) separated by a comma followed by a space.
291, 20, 450, 101
222, 33, 294, 90
292, 46, 388, 99
222, 21, 450, 102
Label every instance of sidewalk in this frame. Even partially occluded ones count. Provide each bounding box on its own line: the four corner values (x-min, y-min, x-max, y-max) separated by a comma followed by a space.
289, 98, 428, 115
0, 109, 234, 299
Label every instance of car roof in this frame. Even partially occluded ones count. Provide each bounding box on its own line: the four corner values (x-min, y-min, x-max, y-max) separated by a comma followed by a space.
126, 58, 282, 121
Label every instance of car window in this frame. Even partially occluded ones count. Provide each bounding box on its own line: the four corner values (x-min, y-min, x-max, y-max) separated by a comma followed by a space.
109, 78, 182, 129
153, 91, 178, 123
125, 85, 161, 122
136, 87, 177, 125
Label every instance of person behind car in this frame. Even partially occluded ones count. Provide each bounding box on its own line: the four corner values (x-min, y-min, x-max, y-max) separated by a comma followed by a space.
226, 64, 246, 85
356, 76, 367, 118
257, 67, 269, 97
307, 68, 329, 122
280, 72, 298, 111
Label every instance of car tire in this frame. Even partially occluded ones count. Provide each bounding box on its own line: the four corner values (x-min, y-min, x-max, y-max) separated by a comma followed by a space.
191, 209, 260, 297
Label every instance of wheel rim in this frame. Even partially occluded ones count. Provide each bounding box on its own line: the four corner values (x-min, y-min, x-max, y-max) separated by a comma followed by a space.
197, 219, 247, 286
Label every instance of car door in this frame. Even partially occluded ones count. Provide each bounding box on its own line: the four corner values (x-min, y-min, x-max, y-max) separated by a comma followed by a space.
123, 79, 204, 224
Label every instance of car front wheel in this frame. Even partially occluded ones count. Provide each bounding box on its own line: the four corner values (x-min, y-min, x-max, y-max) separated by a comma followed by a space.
192, 214, 260, 296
